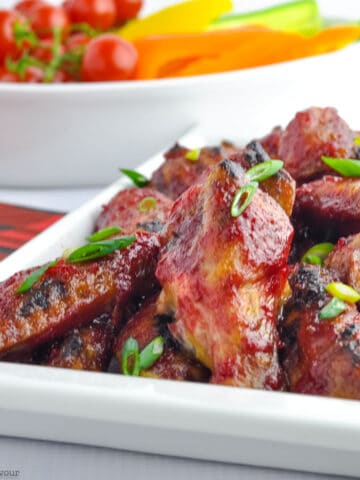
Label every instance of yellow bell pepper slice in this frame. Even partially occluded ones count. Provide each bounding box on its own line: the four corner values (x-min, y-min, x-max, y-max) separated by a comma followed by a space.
118, 0, 233, 41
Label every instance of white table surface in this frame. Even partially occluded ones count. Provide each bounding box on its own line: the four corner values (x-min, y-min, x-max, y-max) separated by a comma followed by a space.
1, 0, 360, 477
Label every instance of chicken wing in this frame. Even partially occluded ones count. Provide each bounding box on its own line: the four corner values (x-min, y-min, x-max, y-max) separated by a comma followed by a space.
281, 264, 360, 399
156, 159, 293, 389
294, 176, 360, 240
114, 296, 210, 381
95, 187, 173, 237
0, 233, 160, 357
278, 107, 358, 183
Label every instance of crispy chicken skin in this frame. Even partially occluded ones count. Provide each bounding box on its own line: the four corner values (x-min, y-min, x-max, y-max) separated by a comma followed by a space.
0, 233, 160, 357
114, 296, 210, 381
156, 159, 293, 389
278, 107, 358, 184
294, 176, 360, 239
281, 264, 360, 399
95, 187, 173, 237
44, 314, 114, 371
151, 143, 240, 200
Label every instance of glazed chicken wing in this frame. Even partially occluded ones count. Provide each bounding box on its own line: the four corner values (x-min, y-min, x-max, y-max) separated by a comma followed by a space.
44, 314, 114, 371
96, 187, 173, 237
114, 296, 210, 381
156, 159, 293, 389
151, 143, 241, 200
294, 176, 360, 239
281, 264, 360, 399
325, 234, 360, 291
277, 107, 358, 183
0, 233, 160, 357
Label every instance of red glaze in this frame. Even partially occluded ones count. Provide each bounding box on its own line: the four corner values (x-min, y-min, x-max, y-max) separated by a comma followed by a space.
259, 126, 283, 159
281, 264, 360, 399
151, 143, 234, 200
0, 233, 160, 356
114, 296, 210, 381
45, 313, 114, 371
278, 107, 357, 184
294, 176, 360, 238
95, 187, 172, 239
156, 160, 293, 389
325, 234, 360, 292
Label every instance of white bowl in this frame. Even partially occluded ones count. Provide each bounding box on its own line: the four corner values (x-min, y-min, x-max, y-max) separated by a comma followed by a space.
1, 42, 359, 188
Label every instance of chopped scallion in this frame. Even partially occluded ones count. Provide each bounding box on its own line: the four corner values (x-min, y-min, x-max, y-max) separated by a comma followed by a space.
247, 160, 283, 183
230, 181, 258, 217
87, 226, 122, 243
321, 156, 360, 177
16, 260, 58, 294
119, 169, 149, 187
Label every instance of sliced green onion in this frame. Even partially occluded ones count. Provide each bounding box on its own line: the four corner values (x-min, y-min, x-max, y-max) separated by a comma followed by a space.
325, 282, 360, 304
319, 297, 347, 320
139, 336, 164, 370
231, 182, 258, 217
185, 148, 201, 162
67, 236, 136, 263
16, 260, 58, 294
122, 338, 141, 376
138, 196, 157, 213
87, 226, 122, 243
355, 137, 360, 146
301, 242, 334, 265
321, 156, 360, 177
120, 169, 149, 187
247, 160, 283, 183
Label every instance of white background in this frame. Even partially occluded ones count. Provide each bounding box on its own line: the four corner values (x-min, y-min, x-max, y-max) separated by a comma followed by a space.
0, 1, 359, 479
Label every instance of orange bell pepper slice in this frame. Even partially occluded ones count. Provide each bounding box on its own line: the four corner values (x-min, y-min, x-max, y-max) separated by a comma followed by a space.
134, 25, 360, 80
172, 24, 360, 78
134, 26, 271, 80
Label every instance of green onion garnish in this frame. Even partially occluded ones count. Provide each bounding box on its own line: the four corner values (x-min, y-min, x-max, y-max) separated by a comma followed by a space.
325, 282, 360, 304
122, 336, 164, 376
119, 169, 149, 187
122, 337, 141, 376
321, 156, 360, 177
301, 242, 334, 265
319, 297, 347, 320
231, 181, 258, 217
67, 236, 136, 263
247, 160, 283, 183
16, 260, 58, 294
185, 148, 201, 162
87, 226, 122, 243
355, 137, 360, 146
139, 336, 164, 370
138, 196, 157, 213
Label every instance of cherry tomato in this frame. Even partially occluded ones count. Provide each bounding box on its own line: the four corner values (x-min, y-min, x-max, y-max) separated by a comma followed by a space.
63, 0, 116, 30
14, 0, 45, 19
53, 69, 72, 82
114, 0, 142, 23
31, 4, 70, 38
81, 33, 137, 82
0, 10, 23, 62
0, 66, 18, 82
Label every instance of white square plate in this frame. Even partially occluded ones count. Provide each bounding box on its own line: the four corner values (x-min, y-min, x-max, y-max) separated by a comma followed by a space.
1, 128, 360, 478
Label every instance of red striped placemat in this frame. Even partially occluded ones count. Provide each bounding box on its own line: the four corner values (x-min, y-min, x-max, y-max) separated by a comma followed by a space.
0, 203, 64, 260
